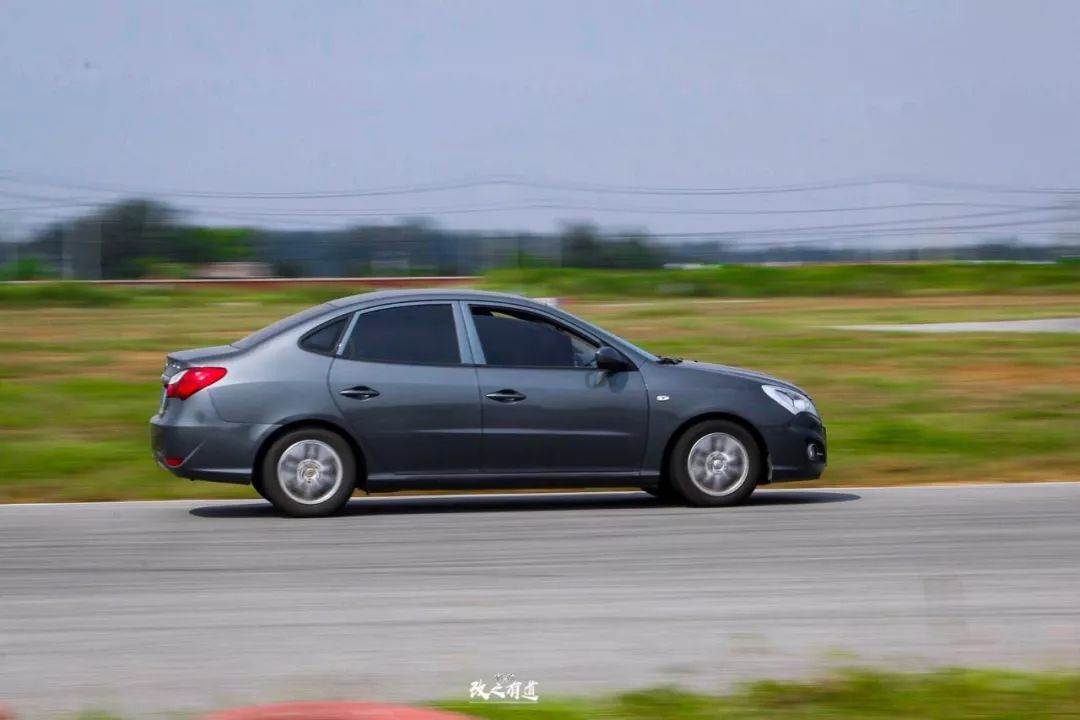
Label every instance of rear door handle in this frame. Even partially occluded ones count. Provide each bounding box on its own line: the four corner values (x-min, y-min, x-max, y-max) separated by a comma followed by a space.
339, 385, 380, 400
485, 389, 526, 403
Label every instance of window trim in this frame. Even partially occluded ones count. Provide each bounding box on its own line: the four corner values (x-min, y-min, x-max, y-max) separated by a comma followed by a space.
335, 300, 468, 367
463, 301, 635, 371
296, 313, 354, 357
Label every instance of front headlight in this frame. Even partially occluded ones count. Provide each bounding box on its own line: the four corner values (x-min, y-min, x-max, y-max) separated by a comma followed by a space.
762, 384, 819, 417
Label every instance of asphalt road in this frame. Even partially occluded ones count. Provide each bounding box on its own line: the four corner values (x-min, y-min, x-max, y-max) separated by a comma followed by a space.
3, 484, 1080, 718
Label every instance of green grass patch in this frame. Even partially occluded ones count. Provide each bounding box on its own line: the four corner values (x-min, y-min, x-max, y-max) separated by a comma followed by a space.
0, 281, 375, 309
1, 262, 1077, 312
0, 281, 130, 307
484, 262, 1080, 298
59, 669, 1080, 719
434, 669, 1080, 719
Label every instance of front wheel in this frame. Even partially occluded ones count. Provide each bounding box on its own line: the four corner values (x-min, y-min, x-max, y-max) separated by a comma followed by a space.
261, 428, 356, 517
668, 420, 762, 507
643, 485, 679, 503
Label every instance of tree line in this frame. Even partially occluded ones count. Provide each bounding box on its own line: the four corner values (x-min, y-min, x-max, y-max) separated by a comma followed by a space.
1, 198, 1076, 280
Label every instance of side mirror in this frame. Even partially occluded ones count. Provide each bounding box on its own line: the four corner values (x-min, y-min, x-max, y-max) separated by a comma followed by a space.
595, 346, 627, 372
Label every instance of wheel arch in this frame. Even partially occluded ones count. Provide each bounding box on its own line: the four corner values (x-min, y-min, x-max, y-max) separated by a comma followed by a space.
659, 412, 769, 486
252, 419, 368, 494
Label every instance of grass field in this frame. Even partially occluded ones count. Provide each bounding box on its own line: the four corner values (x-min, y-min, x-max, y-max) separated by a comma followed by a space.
435, 669, 1080, 720
1, 285, 1078, 502
71, 669, 1080, 719
484, 261, 1080, 298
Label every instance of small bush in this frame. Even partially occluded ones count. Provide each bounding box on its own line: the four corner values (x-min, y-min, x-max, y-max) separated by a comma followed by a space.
0, 282, 129, 307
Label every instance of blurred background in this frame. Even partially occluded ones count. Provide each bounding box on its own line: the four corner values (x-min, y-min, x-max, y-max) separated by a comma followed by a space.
3, 0, 1080, 281
1, 0, 1077, 504
1, 1, 1080, 718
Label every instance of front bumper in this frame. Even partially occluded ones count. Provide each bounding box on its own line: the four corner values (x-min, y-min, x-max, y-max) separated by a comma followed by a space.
760, 413, 827, 483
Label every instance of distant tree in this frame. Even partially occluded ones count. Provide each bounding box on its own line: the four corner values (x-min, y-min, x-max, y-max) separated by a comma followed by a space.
90, 198, 178, 278
28, 198, 179, 278
272, 260, 305, 278
561, 222, 605, 268
0, 256, 50, 280
173, 226, 254, 264
605, 233, 665, 269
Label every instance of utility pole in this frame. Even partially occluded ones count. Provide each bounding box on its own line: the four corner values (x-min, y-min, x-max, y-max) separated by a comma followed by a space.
1, 213, 18, 274
91, 215, 102, 280
61, 223, 72, 279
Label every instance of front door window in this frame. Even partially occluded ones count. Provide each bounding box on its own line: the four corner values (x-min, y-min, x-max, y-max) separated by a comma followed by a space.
470, 306, 599, 368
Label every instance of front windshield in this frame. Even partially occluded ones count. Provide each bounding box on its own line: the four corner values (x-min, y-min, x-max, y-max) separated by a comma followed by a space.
233, 303, 334, 349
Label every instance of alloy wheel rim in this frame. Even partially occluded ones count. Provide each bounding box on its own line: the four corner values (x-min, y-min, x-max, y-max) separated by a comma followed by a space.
686, 432, 750, 496
276, 440, 343, 505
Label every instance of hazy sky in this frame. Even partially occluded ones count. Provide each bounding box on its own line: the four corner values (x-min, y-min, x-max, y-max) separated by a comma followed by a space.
2, 0, 1080, 240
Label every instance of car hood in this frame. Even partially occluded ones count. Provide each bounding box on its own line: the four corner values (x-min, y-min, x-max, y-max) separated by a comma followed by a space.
675, 360, 805, 394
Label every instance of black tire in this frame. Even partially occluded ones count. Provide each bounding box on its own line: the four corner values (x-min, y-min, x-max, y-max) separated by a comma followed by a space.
668, 419, 762, 507
252, 480, 269, 501
260, 427, 357, 518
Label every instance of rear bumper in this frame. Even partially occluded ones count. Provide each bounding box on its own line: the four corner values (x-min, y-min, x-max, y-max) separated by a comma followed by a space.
149, 414, 276, 485
760, 414, 827, 483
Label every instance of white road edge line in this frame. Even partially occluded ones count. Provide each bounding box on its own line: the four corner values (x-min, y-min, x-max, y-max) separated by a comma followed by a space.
1, 481, 1079, 508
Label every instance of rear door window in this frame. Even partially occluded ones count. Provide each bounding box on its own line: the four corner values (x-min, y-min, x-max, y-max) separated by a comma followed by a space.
343, 303, 460, 365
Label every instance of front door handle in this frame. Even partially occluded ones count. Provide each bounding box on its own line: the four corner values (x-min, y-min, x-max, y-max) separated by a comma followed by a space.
339, 385, 380, 400
485, 389, 526, 403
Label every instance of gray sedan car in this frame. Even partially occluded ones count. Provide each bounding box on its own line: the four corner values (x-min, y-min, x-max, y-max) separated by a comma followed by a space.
151, 290, 826, 516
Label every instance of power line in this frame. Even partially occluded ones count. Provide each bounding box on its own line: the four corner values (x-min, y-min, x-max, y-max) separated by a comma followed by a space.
3, 190, 1049, 220
0, 200, 99, 212
4, 171, 1080, 200
179, 200, 1038, 218
648, 213, 1080, 241
0, 173, 516, 200
12, 208, 1077, 250
16, 207, 1073, 241
11, 202, 1076, 238
186, 205, 1077, 238
512, 175, 1080, 197
0, 188, 97, 205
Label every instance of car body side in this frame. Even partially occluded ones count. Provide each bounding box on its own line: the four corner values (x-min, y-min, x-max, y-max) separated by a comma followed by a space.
150, 290, 826, 491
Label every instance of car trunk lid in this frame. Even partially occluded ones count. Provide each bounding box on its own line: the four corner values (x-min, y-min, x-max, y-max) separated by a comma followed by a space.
162, 345, 240, 381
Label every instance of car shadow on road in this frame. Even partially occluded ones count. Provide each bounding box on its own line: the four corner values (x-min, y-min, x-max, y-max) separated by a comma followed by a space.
188, 489, 859, 519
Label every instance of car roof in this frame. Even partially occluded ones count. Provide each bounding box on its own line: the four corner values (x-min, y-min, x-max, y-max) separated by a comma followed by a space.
327, 288, 547, 309
311, 287, 655, 363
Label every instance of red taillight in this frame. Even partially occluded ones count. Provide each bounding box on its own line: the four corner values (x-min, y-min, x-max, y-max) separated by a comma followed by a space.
166, 366, 227, 400
164, 456, 183, 467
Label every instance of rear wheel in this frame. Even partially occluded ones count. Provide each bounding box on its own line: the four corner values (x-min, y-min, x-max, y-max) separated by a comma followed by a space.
261, 428, 356, 517
668, 419, 762, 507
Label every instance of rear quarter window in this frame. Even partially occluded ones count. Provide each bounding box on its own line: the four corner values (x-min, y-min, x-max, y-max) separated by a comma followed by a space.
233, 303, 334, 349
299, 315, 350, 355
